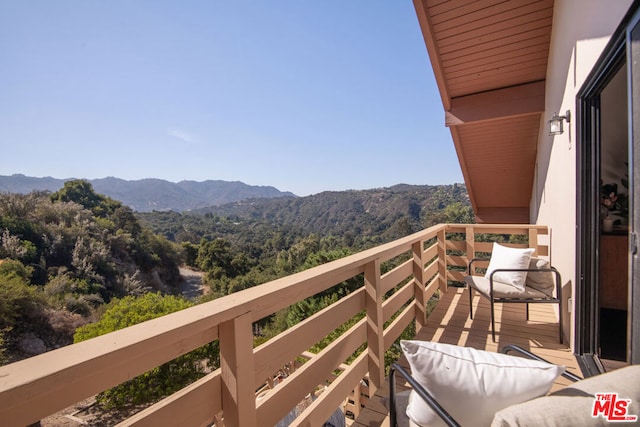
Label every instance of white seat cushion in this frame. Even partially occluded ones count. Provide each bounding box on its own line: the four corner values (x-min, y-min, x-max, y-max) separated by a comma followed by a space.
465, 275, 550, 299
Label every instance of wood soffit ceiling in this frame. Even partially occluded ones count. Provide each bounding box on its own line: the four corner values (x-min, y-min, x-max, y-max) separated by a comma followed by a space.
413, 0, 554, 223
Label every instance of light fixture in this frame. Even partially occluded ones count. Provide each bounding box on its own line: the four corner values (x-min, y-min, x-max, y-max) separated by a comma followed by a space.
549, 110, 571, 135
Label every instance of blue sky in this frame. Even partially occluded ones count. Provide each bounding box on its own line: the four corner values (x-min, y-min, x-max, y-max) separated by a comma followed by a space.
0, 1, 462, 196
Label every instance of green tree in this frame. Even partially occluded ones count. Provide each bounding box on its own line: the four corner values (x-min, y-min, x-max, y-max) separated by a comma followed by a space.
51, 180, 120, 218
197, 238, 231, 274
0, 260, 46, 329
181, 241, 199, 267
0, 329, 7, 366
196, 238, 248, 283
74, 293, 219, 408
443, 202, 475, 224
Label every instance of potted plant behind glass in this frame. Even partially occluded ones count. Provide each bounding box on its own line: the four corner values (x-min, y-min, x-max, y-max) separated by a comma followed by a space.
601, 174, 628, 232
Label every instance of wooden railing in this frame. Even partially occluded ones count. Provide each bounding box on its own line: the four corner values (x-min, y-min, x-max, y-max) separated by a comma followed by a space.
0, 224, 549, 427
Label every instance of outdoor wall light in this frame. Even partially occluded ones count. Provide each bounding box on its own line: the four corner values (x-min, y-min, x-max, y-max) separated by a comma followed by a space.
549, 110, 571, 135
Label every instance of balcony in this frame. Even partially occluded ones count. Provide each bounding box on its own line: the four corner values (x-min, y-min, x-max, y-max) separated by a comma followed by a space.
0, 224, 578, 427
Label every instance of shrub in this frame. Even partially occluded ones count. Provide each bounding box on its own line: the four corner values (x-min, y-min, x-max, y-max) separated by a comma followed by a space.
0, 328, 8, 366
74, 293, 219, 408
0, 260, 46, 329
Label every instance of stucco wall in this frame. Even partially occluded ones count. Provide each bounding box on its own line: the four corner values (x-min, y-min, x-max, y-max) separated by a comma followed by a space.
533, 0, 633, 349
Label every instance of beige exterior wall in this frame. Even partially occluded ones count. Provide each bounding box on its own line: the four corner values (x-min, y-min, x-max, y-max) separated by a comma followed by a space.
532, 0, 633, 348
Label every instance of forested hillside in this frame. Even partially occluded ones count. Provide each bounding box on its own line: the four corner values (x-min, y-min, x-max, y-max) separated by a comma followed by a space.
136, 183, 472, 296
0, 180, 184, 364
140, 183, 472, 248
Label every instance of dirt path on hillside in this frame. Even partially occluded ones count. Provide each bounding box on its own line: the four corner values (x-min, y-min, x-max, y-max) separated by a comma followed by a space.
178, 267, 208, 299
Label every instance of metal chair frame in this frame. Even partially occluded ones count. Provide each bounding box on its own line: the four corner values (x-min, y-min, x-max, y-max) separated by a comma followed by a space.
466, 257, 563, 343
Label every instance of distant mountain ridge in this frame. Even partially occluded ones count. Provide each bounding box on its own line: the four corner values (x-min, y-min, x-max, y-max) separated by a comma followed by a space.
191, 183, 470, 240
0, 174, 296, 212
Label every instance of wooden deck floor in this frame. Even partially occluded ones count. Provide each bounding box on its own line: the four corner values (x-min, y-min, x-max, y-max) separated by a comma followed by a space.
351, 287, 580, 426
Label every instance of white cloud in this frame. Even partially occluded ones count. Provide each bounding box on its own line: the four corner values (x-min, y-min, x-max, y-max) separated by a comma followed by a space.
167, 127, 197, 144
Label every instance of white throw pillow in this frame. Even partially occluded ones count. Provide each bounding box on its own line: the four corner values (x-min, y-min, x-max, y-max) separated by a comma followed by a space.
401, 340, 565, 427
484, 243, 535, 291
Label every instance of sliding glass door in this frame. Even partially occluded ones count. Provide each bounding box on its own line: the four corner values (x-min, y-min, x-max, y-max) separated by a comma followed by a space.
577, 3, 640, 367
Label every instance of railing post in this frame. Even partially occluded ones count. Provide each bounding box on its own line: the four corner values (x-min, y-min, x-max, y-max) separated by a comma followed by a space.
365, 258, 384, 395
219, 312, 256, 427
351, 382, 363, 418
466, 225, 475, 274
437, 227, 447, 292
412, 241, 427, 329
529, 227, 539, 257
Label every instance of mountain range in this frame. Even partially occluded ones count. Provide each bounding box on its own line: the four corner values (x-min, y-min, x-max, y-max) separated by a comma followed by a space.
0, 174, 296, 212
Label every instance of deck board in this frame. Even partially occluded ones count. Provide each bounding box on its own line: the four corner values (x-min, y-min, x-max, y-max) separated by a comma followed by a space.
351, 287, 580, 425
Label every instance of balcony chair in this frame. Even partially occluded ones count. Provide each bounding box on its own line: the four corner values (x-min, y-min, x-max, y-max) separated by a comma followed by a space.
389, 341, 640, 427
463, 243, 563, 343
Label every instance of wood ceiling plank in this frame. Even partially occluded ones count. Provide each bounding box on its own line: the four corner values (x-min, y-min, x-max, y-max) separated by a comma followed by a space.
451, 117, 540, 210
444, 48, 549, 80
463, 151, 536, 166
438, 17, 552, 52
425, 0, 450, 7
426, 0, 487, 17
442, 34, 551, 68
430, 0, 511, 26
433, 2, 553, 40
466, 156, 536, 171
440, 26, 552, 61
447, 57, 548, 80
475, 208, 531, 223
436, 16, 551, 53
445, 56, 549, 81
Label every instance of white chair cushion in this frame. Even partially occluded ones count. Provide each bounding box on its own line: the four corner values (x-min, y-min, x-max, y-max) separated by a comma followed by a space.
401, 340, 565, 427
485, 243, 535, 291
465, 275, 549, 299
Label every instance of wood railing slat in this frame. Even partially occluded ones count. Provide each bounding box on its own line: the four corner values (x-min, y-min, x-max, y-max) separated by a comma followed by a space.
446, 240, 465, 251
253, 287, 365, 386
424, 258, 439, 281
289, 352, 369, 427
423, 241, 439, 261
382, 279, 414, 323
383, 303, 416, 349
447, 254, 467, 268
118, 370, 222, 427
448, 270, 466, 282
256, 321, 367, 427
380, 258, 413, 295
425, 274, 440, 303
